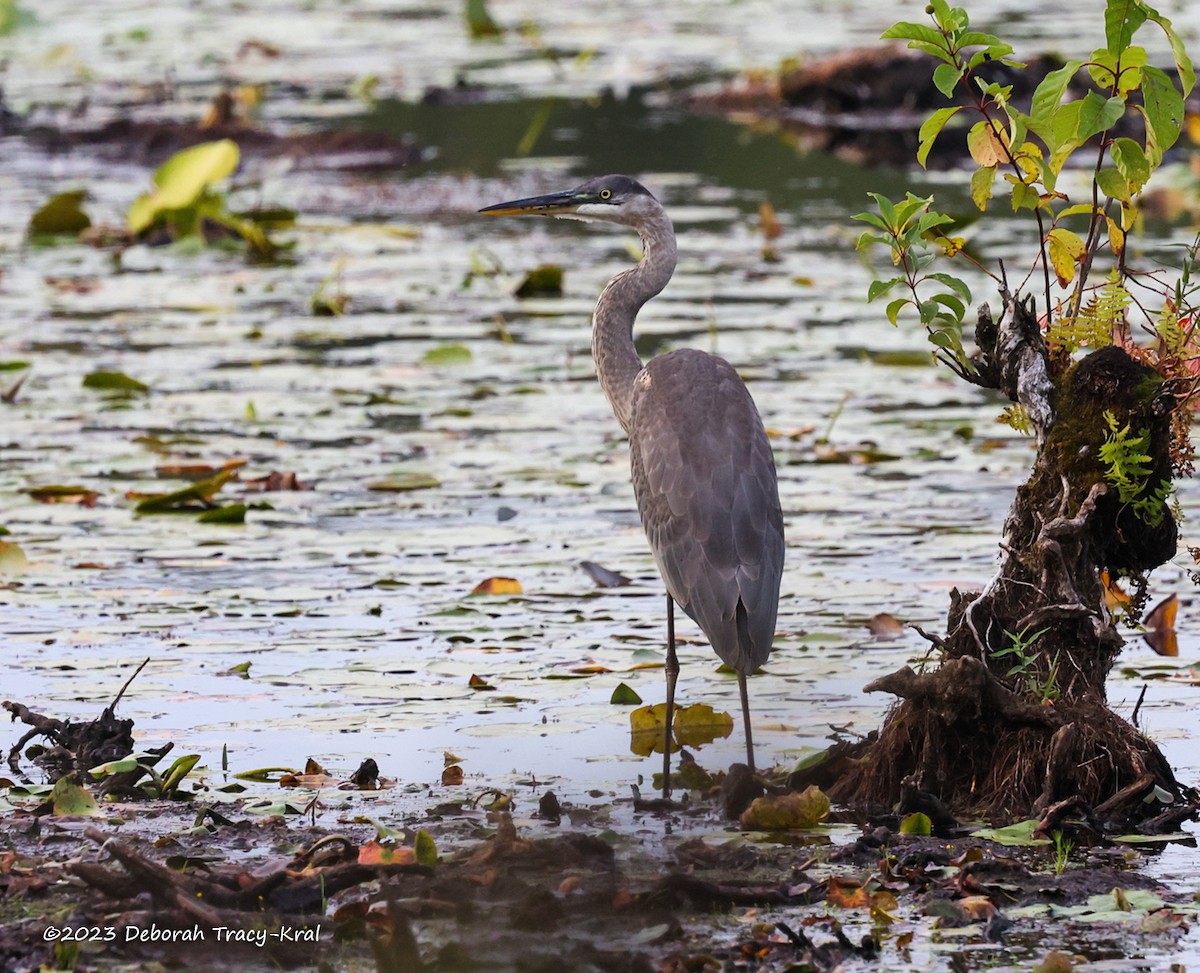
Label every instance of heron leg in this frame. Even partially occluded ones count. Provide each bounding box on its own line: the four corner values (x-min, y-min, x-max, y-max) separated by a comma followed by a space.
738, 671, 755, 773
662, 594, 679, 798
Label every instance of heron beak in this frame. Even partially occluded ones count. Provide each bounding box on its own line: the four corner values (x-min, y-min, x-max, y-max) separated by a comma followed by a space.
478, 189, 583, 217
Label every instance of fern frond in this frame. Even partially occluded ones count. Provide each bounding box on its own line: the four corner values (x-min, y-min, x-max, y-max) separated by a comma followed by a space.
998, 403, 1034, 436
1048, 270, 1129, 352
1099, 410, 1172, 525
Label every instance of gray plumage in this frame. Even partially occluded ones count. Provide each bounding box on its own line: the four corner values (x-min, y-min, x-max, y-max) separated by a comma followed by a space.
629, 350, 784, 673
480, 174, 785, 783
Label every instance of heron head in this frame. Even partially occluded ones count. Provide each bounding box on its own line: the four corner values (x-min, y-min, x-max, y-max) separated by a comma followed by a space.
479, 174, 658, 227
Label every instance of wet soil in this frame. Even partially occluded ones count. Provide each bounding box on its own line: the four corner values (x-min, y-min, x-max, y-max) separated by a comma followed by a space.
2, 772, 1192, 973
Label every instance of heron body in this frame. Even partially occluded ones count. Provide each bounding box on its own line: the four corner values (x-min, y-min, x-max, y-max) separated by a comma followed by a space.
480, 175, 784, 792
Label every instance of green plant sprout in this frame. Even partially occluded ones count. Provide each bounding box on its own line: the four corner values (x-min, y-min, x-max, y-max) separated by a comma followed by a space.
1052, 829, 1074, 875
856, 0, 1196, 382
992, 627, 1060, 701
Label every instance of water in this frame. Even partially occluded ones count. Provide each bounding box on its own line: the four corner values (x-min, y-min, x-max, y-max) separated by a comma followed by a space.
3, 2, 1200, 969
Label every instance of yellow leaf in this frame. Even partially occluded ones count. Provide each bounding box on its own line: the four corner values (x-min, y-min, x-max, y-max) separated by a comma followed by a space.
0, 540, 29, 575
471, 577, 523, 595
967, 120, 1009, 167
1047, 227, 1086, 287
937, 235, 966, 257
672, 703, 734, 747
413, 829, 438, 866
628, 702, 733, 756
1187, 111, 1200, 145
50, 777, 101, 817
758, 201, 782, 240
739, 785, 830, 830
1106, 217, 1125, 258
870, 889, 900, 924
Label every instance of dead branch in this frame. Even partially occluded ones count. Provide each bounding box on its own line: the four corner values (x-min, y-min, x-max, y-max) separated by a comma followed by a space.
863, 657, 1060, 728
638, 872, 807, 909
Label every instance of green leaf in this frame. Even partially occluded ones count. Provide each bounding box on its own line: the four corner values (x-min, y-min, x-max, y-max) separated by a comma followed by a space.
610, 682, 643, 705
867, 277, 904, 302
1139, 1, 1194, 95
422, 343, 472, 365
28, 190, 91, 236
853, 211, 890, 232
1029, 61, 1084, 133
1097, 167, 1132, 203
1111, 137, 1150, 191
931, 292, 966, 319
159, 754, 201, 795
1077, 92, 1126, 142
870, 192, 897, 226
927, 273, 973, 303
1010, 180, 1040, 211
135, 468, 235, 514
880, 22, 952, 60
894, 193, 933, 227
1105, 0, 1147, 56
971, 818, 1052, 846
917, 106, 962, 168
932, 62, 963, 98
197, 503, 247, 525
899, 811, 933, 835
1088, 46, 1146, 93
885, 297, 908, 327
1140, 65, 1186, 164
128, 140, 239, 234
855, 231, 891, 252
82, 370, 149, 395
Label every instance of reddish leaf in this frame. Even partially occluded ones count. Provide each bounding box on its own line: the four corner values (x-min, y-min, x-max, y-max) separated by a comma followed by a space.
357, 841, 415, 866
471, 577, 523, 595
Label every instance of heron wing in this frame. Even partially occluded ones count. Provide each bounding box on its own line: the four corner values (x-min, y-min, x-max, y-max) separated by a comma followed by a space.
628, 349, 784, 673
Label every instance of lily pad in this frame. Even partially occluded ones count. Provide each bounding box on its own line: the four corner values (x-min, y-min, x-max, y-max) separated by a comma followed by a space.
422, 343, 473, 365
28, 190, 91, 236
739, 785, 831, 830
82, 370, 149, 396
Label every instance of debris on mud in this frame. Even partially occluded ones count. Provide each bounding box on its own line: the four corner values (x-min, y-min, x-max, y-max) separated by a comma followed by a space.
685, 45, 1196, 168
7, 88, 425, 171
3, 725, 1198, 973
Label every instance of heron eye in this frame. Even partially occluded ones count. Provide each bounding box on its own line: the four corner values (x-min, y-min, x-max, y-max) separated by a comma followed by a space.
599, 189, 612, 200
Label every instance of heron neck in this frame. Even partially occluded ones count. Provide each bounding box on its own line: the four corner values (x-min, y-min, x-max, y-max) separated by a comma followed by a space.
591, 208, 678, 434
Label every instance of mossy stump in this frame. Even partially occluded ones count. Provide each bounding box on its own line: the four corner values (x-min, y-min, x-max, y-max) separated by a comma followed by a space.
820, 298, 1195, 828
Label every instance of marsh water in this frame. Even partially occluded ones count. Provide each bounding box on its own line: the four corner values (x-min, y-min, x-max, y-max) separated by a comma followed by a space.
4, 1, 1200, 969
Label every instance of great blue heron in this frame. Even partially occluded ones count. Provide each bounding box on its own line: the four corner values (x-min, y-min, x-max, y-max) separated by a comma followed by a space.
480, 175, 785, 794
